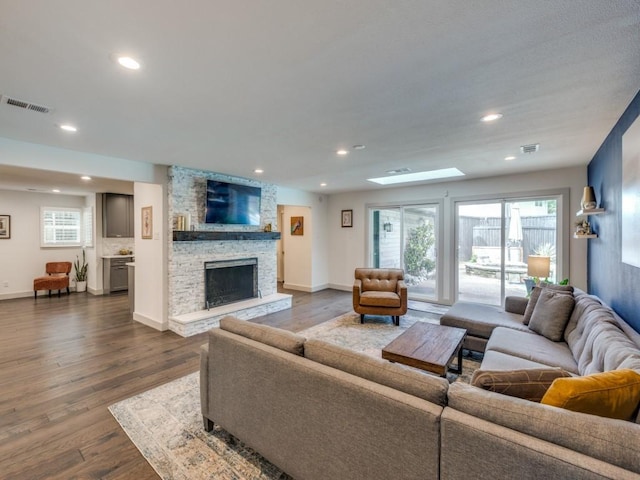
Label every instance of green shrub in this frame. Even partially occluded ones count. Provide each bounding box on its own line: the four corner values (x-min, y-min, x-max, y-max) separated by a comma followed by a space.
404, 223, 435, 277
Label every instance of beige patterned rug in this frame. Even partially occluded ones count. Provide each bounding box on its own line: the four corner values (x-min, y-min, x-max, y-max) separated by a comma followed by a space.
109, 311, 480, 479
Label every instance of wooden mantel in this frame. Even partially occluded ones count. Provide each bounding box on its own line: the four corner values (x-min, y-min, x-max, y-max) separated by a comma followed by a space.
172, 230, 281, 242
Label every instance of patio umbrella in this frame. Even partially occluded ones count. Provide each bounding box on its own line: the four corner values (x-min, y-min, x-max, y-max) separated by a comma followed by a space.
508, 204, 523, 262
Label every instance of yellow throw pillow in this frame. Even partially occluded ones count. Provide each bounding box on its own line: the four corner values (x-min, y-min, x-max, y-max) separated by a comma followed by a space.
541, 369, 640, 421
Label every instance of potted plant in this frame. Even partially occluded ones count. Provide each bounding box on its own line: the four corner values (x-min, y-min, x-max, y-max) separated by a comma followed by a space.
74, 249, 88, 293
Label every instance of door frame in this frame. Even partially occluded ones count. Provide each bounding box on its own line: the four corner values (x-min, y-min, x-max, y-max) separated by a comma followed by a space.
365, 199, 445, 303
452, 188, 569, 305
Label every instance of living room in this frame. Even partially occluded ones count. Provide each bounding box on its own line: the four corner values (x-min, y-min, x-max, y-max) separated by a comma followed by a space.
1, 2, 640, 479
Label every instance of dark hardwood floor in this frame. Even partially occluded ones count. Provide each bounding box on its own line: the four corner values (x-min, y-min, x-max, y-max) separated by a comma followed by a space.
0, 286, 352, 479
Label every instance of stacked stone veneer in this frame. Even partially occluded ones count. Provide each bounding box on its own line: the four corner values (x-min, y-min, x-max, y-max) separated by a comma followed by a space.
168, 166, 279, 318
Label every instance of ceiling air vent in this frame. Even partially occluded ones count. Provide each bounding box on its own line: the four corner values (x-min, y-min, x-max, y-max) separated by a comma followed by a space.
0, 94, 52, 114
520, 143, 539, 154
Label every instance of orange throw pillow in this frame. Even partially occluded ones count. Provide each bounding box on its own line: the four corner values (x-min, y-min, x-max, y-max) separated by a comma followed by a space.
541, 369, 640, 421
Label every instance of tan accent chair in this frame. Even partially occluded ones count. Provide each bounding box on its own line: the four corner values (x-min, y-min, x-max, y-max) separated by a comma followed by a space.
353, 268, 407, 326
34, 262, 72, 299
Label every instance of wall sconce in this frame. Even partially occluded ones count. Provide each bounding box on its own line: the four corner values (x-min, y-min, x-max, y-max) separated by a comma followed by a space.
383, 222, 393, 233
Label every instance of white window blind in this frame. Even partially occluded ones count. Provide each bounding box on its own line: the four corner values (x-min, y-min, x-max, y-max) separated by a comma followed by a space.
83, 206, 94, 247
41, 207, 83, 247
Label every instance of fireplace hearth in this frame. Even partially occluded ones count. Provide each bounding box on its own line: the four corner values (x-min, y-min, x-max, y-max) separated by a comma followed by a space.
204, 258, 258, 309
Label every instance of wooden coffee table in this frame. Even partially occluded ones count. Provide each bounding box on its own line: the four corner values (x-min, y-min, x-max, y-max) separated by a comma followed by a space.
382, 322, 467, 377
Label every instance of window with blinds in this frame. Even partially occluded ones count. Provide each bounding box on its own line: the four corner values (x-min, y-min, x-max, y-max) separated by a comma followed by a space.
41, 207, 93, 247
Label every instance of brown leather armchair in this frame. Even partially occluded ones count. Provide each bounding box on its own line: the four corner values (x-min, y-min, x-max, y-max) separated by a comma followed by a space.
34, 262, 72, 299
353, 268, 407, 326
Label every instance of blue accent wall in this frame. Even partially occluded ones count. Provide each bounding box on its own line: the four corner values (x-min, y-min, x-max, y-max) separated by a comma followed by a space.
587, 89, 640, 333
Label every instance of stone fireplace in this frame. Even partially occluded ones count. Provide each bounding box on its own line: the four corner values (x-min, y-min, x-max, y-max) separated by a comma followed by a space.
167, 166, 291, 337
205, 257, 258, 309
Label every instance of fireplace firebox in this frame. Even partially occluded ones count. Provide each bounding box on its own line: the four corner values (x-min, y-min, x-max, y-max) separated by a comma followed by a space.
204, 258, 258, 309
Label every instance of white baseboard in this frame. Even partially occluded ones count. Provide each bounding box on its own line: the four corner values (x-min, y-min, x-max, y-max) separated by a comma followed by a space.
133, 312, 167, 331
328, 283, 352, 292
0, 290, 33, 300
284, 283, 331, 292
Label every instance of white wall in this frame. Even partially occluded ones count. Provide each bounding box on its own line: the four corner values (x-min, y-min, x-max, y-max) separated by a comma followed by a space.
0, 189, 88, 299
133, 182, 167, 330
277, 187, 329, 291
326, 166, 588, 302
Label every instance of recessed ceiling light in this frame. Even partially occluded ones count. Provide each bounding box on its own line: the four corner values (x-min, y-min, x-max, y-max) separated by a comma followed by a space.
504, 156, 516, 161
481, 113, 503, 122
52, 189, 61, 193
254, 168, 264, 174
59, 124, 77, 132
336, 149, 349, 156
81, 175, 92, 180
117, 56, 141, 70
368, 168, 465, 185
353, 144, 366, 150
320, 183, 327, 187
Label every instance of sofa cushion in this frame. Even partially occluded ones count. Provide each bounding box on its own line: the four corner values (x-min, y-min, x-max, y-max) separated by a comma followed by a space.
480, 350, 557, 371
486, 327, 579, 373
219, 316, 306, 356
541, 369, 640, 421
523, 284, 574, 325
504, 296, 529, 315
528, 289, 575, 341
304, 339, 449, 406
440, 302, 529, 340
447, 382, 640, 474
471, 368, 572, 402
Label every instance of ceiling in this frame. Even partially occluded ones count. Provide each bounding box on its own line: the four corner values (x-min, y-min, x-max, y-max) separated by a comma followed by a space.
0, 1, 639, 195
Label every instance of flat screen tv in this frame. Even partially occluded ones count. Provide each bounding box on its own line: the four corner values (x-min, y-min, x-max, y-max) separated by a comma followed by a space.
205, 180, 261, 225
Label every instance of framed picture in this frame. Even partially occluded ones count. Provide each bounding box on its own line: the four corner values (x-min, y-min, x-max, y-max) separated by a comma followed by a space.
0, 215, 10, 239
291, 216, 304, 235
341, 209, 353, 228
141, 206, 153, 239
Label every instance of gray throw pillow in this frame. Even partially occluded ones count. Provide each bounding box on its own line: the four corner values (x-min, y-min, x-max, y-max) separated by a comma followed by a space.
523, 284, 574, 325
528, 289, 575, 341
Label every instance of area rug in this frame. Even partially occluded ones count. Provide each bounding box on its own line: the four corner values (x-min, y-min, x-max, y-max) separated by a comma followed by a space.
109, 312, 481, 480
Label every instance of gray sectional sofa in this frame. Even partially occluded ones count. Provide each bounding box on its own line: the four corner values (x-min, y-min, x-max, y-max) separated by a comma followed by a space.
201, 288, 640, 480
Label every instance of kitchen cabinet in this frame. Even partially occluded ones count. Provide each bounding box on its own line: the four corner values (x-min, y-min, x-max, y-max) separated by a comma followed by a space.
103, 193, 134, 238
103, 256, 134, 293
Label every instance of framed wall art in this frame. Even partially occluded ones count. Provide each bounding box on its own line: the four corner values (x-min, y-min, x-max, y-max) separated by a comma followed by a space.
291, 216, 304, 235
141, 206, 153, 239
341, 209, 353, 228
0, 215, 10, 239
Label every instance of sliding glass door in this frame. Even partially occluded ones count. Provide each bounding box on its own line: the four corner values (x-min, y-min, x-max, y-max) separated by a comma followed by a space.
456, 197, 558, 306
370, 203, 440, 301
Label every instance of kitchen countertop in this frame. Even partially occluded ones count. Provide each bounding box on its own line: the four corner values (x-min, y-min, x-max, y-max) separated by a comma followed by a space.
126, 262, 135, 267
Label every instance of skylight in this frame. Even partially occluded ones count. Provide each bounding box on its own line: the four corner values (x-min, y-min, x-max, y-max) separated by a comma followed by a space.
367, 168, 465, 185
